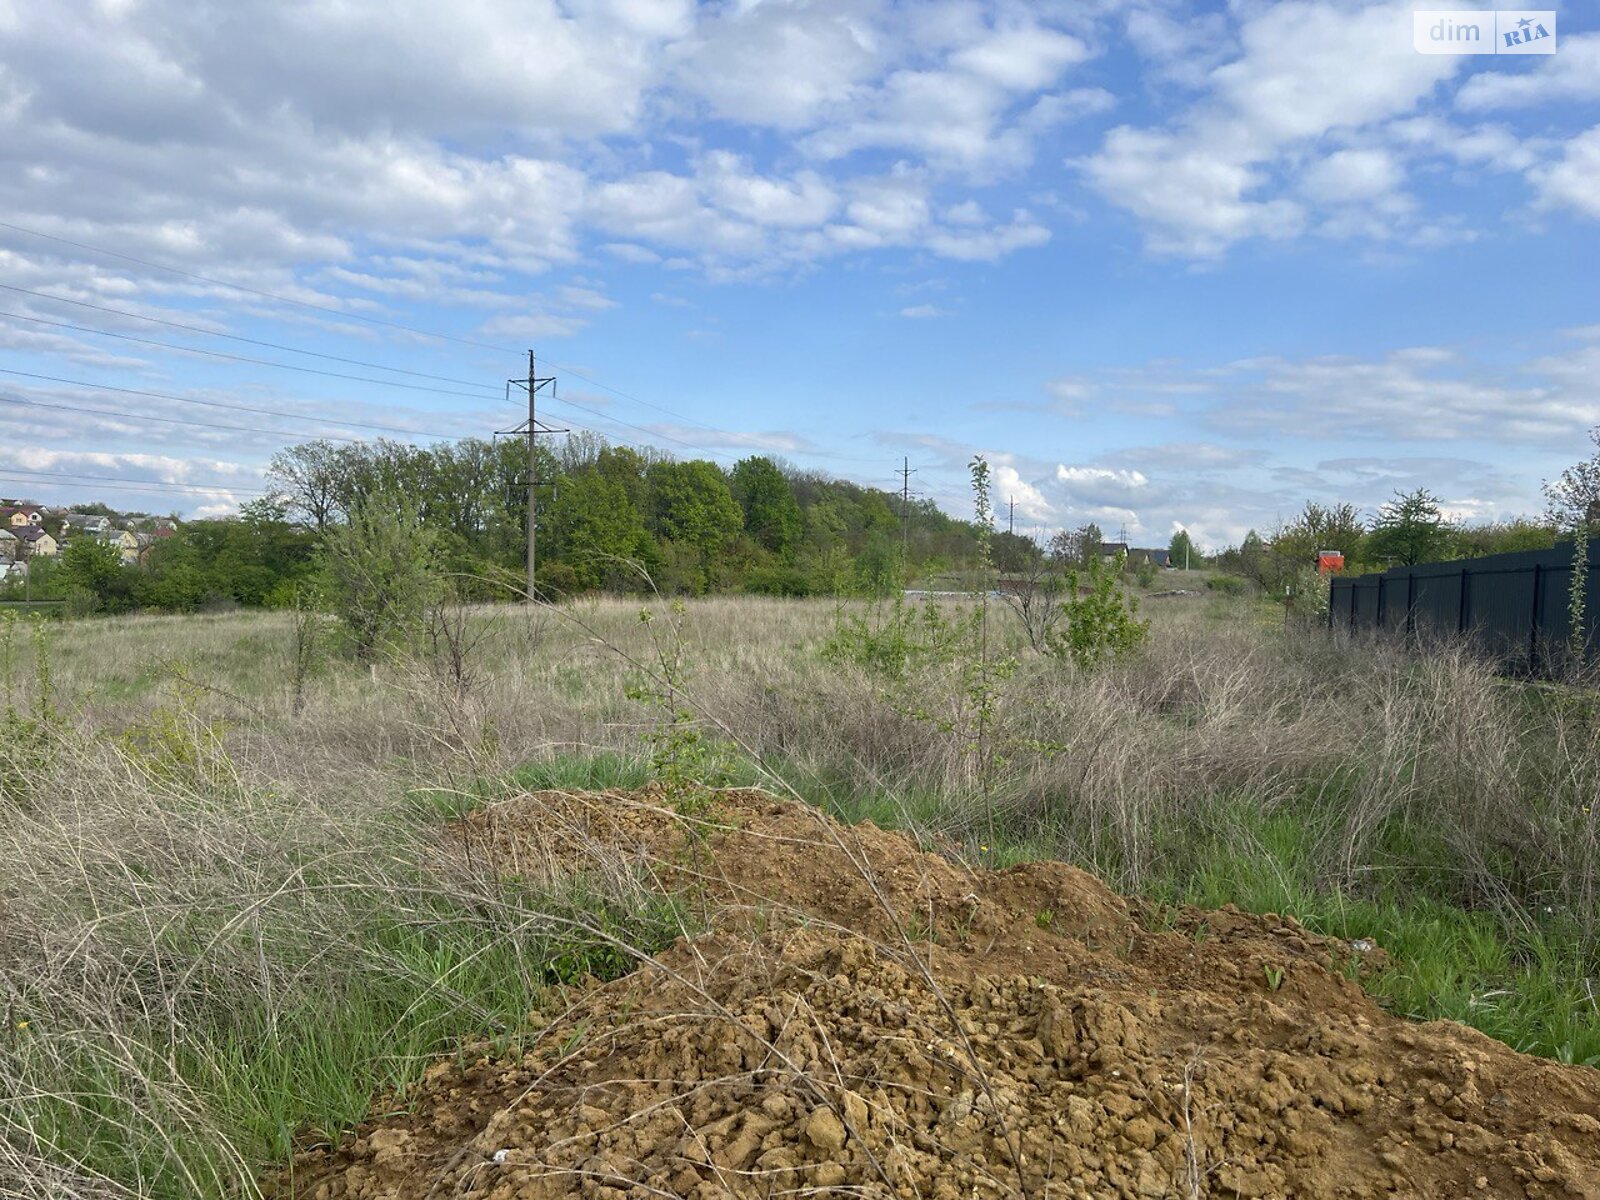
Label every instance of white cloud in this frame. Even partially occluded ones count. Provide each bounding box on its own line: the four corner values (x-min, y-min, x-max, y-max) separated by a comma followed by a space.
989, 458, 1054, 521
1056, 464, 1149, 491
1530, 125, 1600, 220
1298, 148, 1403, 203
1455, 32, 1600, 111
899, 304, 948, 318
1083, 1, 1461, 256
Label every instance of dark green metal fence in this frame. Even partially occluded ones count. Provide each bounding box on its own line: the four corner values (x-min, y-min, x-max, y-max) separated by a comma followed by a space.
1328, 541, 1600, 672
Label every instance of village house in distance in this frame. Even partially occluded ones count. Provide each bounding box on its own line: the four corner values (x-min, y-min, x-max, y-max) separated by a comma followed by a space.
0, 500, 177, 573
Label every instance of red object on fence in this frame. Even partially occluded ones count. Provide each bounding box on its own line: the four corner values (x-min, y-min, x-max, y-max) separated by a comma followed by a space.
1316, 550, 1345, 575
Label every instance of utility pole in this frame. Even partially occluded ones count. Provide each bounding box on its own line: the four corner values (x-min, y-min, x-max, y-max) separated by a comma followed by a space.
1008, 497, 1015, 536
900, 457, 917, 549
498, 351, 564, 603
526, 350, 537, 601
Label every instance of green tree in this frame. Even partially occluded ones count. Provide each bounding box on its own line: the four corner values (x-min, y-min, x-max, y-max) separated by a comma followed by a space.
1168, 528, 1197, 570
318, 494, 445, 659
1367, 488, 1455, 566
57, 538, 132, 613
730, 456, 802, 561
547, 471, 650, 591
645, 461, 743, 591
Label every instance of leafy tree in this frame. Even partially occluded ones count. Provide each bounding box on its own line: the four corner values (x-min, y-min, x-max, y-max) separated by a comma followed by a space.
1367, 488, 1456, 566
1045, 553, 1150, 672
730, 456, 802, 561
317, 493, 445, 659
645, 461, 743, 590
57, 538, 133, 613
1545, 427, 1600, 532
265, 439, 351, 531
547, 470, 651, 591
991, 530, 1040, 574
1168, 528, 1197, 570
1235, 529, 1267, 585
1456, 519, 1558, 558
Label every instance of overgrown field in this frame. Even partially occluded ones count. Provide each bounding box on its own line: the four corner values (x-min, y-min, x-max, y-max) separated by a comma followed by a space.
3, 592, 1599, 1197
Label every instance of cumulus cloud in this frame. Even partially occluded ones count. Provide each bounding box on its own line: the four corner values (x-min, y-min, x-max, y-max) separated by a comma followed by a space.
1083, 1, 1461, 256
1455, 32, 1600, 111
1530, 125, 1600, 220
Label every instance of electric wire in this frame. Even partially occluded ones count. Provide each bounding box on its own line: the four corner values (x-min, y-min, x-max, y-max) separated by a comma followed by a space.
2, 219, 902, 473
0, 308, 500, 401
0, 393, 370, 442
0, 467, 268, 496
0, 220, 873, 465
0, 282, 503, 391
0, 368, 461, 440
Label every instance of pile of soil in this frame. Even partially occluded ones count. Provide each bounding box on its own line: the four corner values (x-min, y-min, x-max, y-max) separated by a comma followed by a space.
279, 790, 1600, 1199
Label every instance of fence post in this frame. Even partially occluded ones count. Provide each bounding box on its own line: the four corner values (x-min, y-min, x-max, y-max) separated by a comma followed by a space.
1530, 562, 1544, 673
1406, 571, 1416, 641
1458, 566, 1470, 635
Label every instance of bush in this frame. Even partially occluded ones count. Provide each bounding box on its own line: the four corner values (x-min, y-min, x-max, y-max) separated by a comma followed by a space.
318, 495, 445, 659
744, 566, 812, 597
1045, 553, 1150, 671
1206, 574, 1248, 595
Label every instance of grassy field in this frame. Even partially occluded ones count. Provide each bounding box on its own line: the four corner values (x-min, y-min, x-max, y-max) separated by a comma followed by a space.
3, 590, 1599, 1197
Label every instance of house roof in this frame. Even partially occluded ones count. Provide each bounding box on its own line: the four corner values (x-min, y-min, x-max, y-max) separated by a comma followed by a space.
0, 528, 16, 541
14, 527, 52, 543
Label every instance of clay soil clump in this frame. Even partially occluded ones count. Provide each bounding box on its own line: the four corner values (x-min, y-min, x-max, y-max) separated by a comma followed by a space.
279, 789, 1600, 1199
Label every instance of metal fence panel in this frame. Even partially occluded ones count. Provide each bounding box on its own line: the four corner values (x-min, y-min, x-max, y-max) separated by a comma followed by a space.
1328, 540, 1600, 672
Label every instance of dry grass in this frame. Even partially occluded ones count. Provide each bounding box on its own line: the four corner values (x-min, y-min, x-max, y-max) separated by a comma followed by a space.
3, 591, 1600, 1196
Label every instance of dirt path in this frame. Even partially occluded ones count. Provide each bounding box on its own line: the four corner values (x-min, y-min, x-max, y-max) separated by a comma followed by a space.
276, 789, 1600, 1199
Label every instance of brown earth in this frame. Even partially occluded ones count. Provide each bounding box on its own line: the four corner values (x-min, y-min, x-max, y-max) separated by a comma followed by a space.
276, 789, 1600, 1199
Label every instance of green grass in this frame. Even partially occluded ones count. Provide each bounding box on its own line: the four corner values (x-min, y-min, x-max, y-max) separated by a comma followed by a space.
7, 838, 689, 1199
1133, 798, 1600, 1067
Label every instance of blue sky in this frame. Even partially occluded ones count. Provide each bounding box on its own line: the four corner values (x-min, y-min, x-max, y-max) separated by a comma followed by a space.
1, 0, 1597, 550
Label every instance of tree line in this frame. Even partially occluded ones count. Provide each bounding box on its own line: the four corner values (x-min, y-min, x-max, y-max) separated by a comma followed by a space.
9, 427, 1597, 616
5, 434, 992, 613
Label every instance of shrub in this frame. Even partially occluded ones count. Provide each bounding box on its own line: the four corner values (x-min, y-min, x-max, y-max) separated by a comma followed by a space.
744, 566, 812, 597
1045, 553, 1150, 671
1206, 574, 1248, 595
317, 494, 446, 658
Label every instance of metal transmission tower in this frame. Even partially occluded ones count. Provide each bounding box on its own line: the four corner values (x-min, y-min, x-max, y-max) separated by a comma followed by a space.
900, 457, 918, 548
498, 351, 566, 602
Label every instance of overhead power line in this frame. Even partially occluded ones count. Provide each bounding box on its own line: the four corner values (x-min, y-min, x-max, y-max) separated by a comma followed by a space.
0, 308, 498, 402
0, 283, 503, 391
0, 220, 874, 467
0, 393, 373, 443
0, 368, 460, 440
0, 219, 509, 354
0, 219, 907, 475
0, 467, 269, 496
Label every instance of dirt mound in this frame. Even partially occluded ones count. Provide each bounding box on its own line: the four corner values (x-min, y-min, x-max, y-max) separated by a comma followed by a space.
280, 790, 1600, 1199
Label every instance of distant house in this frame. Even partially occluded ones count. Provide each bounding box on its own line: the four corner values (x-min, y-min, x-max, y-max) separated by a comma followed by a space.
110, 529, 140, 564
14, 527, 59, 558
61, 513, 112, 538
1128, 548, 1171, 569
0, 528, 16, 561
1, 506, 43, 528
1096, 541, 1130, 564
